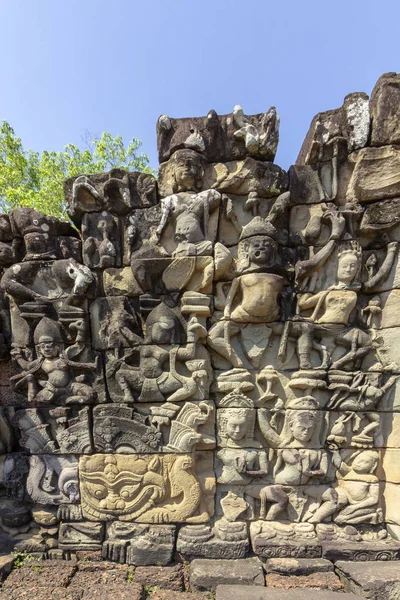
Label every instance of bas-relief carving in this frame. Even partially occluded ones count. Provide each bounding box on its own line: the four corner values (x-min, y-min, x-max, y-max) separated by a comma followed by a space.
10, 317, 101, 406
1, 78, 400, 561
79, 453, 215, 523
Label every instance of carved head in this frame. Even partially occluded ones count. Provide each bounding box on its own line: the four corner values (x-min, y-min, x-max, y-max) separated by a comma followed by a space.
352, 450, 379, 474
37, 337, 60, 359
218, 407, 256, 447
34, 318, 64, 357
145, 303, 183, 345
237, 217, 278, 272
282, 396, 320, 446
287, 410, 317, 444
170, 149, 205, 192
337, 244, 362, 286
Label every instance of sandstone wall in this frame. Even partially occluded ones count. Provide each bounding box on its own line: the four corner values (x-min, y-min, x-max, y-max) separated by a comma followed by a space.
1, 74, 400, 564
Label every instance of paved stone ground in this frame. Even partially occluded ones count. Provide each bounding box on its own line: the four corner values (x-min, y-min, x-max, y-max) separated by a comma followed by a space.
0, 554, 399, 598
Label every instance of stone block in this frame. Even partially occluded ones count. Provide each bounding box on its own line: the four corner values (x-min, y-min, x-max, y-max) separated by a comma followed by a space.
58, 521, 104, 551
336, 560, 400, 599
265, 557, 333, 575
2, 562, 77, 590
103, 267, 143, 297
347, 146, 400, 204
296, 92, 369, 166
26, 455, 79, 505
89, 296, 142, 349
159, 157, 288, 198
149, 592, 212, 600
157, 108, 279, 163
102, 522, 176, 565
215, 585, 357, 600
80, 583, 143, 600
65, 170, 158, 223
370, 72, 400, 147
265, 571, 343, 591
177, 523, 249, 560
189, 558, 264, 591
133, 565, 183, 591
321, 539, 400, 562
0, 554, 14, 581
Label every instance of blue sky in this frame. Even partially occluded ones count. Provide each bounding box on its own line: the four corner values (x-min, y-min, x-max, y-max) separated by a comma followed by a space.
1, 0, 399, 171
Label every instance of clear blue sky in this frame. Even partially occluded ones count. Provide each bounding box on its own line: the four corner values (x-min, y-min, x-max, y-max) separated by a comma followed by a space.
1, 0, 399, 171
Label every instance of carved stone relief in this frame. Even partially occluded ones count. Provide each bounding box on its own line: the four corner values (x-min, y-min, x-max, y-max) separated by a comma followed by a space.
0, 74, 400, 563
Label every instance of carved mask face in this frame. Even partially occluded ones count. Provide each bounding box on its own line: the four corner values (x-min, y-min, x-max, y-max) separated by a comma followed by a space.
80, 455, 168, 521
289, 412, 316, 443
225, 413, 249, 441
337, 254, 359, 285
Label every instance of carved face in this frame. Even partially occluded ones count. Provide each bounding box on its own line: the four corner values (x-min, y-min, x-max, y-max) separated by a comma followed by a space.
38, 338, 60, 359
80, 454, 167, 520
172, 151, 204, 192
337, 253, 359, 285
246, 236, 275, 265
225, 412, 250, 442
174, 213, 203, 244
352, 451, 378, 474
289, 411, 316, 444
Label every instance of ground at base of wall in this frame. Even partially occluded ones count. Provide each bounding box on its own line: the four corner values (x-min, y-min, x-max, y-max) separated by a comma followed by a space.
0, 554, 400, 599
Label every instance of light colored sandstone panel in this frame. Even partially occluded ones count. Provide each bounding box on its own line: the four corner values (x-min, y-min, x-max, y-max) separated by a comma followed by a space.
347, 145, 400, 204
79, 452, 215, 523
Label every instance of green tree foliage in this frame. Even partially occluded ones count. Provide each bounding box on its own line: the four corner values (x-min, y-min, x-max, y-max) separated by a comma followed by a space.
0, 121, 154, 220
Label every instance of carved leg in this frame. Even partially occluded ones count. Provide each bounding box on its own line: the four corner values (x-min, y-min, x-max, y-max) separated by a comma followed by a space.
307, 488, 340, 523
259, 485, 289, 520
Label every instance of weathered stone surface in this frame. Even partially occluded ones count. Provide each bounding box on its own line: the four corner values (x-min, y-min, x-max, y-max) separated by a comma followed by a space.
0, 554, 15, 580
159, 156, 288, 198
297, 92, 369, 166
336, 560, 400, 599
265, 557, 333, 575
157, 108, 279, 163
80, 583, 143, 600
370, 72, 400, 147
58, 521, 105, 550
149, 591, 211, 600
133, 565, 183, 591
265, 571, 343, 591
215, 585, 357, 600
26, 455, 79, 505
102, 522, 176, 565
321, 539, 400, 562
2, 563, 77, 590
189, 558, 264, 591
347, 145, 400, 204
65, 170, 158, 223
177, 522, 249, 559
103, 267, 143, 297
